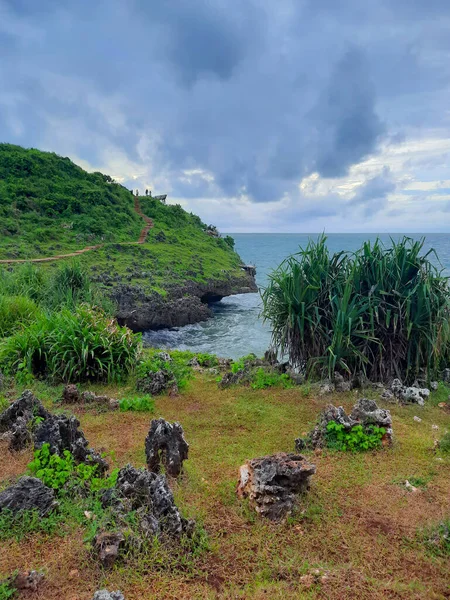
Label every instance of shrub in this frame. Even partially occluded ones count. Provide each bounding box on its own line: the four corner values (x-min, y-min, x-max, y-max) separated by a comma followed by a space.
119, 395, 155, 412
1, 304, 140, 382
137, 351, 192, 392
262, 235, 450, 382
0, 295, 41, 337
325, 421, 386, 452
0, 579, 16, 599
250, 368, 293, 390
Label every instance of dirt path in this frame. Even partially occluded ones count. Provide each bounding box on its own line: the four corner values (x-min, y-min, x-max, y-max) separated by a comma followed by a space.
0, 197, 154, 264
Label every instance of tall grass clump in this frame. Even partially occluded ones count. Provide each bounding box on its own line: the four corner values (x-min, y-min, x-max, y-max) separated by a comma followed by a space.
0, 304, 140, 382
262, 235, 450, 382
0, 295, 42, 337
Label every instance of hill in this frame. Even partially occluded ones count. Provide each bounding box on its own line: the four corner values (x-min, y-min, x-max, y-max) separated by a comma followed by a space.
0, 144, 257, 329
0, 143, 142, 259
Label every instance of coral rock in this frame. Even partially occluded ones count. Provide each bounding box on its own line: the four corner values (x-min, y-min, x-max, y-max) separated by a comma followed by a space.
92, 592, 125, 600
0, 476, 57, 516
93, 531, 125, 568
145, 419, 188, 477
237, 452, 316, 520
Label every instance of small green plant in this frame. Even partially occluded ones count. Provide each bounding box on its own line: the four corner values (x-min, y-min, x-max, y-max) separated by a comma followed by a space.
195, 352, 219, 367
0, 295, 41, 338
250, 368, 293, 390
119, 395, 155, 412
325, 421, 386, 452
0, 578, 16, 599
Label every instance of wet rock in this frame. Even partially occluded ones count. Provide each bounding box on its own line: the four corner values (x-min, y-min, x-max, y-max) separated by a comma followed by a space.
145, 419, 188, 477
296, 398, 393, 450
62, 384, 80, 404
0, 476, 57, 516
13, 570, 45, 591
92, 591, 125, 600
237, 452, 316, 520
101, 465, 194, 542
0, 390, 50, 450
94, 531, 125, 568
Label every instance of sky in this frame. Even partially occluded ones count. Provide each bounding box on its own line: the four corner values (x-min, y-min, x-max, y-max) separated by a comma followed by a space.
1, 0, 450, 232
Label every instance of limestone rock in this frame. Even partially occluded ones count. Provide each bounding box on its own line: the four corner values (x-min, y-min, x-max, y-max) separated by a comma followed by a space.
319, 382, 335, 395
219, 370, 249, 388
137, 369, 174, 396
145, 419, 188, 477
442, 368, 450, 383
0, 476, 57, 516
13, 570, 44, 591
92, 591, 125, 600
296, 398, 393, 450
389, 378, 429, 405
62, 384, 80, 403
237, 453, 316, 520
333, 372, 352, 392
0, 390, 50, 450
93, 531, 125, 568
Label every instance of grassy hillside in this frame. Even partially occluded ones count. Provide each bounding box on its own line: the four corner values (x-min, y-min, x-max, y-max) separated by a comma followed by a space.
0, 145, 249, 298
0, 143, 142, 259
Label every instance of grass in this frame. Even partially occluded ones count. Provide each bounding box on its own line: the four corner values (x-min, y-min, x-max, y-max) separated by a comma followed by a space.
0, 372, 449, 599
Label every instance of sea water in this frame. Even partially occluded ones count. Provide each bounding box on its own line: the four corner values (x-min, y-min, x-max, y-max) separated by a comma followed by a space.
143, 233, 450, 359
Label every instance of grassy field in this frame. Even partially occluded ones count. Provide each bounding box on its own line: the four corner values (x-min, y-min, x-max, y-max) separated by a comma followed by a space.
1, 374, 449, 599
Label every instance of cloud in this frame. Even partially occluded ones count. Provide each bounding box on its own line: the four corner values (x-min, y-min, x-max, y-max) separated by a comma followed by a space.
1, 0, 450, 229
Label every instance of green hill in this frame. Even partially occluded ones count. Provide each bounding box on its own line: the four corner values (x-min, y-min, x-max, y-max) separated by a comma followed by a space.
0, 143, 142, 259
0, 144, 257, 329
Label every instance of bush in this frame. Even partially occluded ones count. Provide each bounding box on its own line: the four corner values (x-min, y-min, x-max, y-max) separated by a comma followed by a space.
137, 351, 193, 392
1, 304, 140, 382
250, 368, 293, 390
0, 579, 16, 599
262, 235, 450, 382
325, 421, 386, 452
119, 395, 155, 412
0, 295, 41, 337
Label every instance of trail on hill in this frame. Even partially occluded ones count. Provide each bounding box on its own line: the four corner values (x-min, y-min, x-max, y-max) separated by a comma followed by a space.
0, 197, 154, 264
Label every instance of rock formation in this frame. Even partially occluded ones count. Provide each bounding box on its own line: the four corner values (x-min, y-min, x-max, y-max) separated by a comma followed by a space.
145, 419, 188, 477
236, 453, 316, 520
384, 379, 430, 405
61, 385, 119, 409
0, 390, 50, 450
296, 398, 393, 450
92, 591, 125, 600
96, 465, 194, 566
0, 477, 57, 516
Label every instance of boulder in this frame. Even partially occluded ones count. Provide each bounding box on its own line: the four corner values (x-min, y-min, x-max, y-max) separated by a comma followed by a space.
145, 419, 188, 478
12, 570, 44, 592
0, 477, 57, 516
97, 465, 194, 565
62, 384, 81, 404
219, 370, 249, 389
0, 390, 50, 450
333, 372, 352, 392
237, 453, 316, 520
389, 378, 430, 405
296, 398, 393, 450
92, 592, 125, 600
137, 369, 174, 396
34, 413, 108, 475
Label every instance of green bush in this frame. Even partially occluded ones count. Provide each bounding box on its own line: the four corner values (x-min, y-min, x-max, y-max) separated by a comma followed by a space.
250, 368, 293, 390
262, 235, 450, 382
1, 305, 140, 382
137, 351, 193, 391
325, 421, 386, 452
119, 395, 155, 412
0, 579, 16, 599
0, 295, 41, 337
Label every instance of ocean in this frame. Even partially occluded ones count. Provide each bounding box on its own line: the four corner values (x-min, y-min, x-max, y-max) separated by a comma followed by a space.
143, 233, 450, 359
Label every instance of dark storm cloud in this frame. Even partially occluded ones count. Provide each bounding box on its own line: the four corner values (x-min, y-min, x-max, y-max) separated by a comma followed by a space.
1, 0, 450, 211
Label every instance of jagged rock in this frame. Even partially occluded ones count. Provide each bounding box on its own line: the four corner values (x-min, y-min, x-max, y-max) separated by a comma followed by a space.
389, 378, 429, 405
319, 382, 335, 395
137, 369, 174, 396
145, 419, 188, 477
430, 381, 439, 391
286, 367, 305, 385
237, 453, 316, 520
188, 356, 200, 368
381, 389, 395, 401
0, 390, 50, 450
296, 398, 393, 450
219, 370, 249, 389
155, 351, 171, 363
101, 465, 194, 544
92, 591, 125, 600
93, 531, 125, 568
442, 368, 450, 383
391, 378, 404, 396
12, 570, 44, 591
0, 476, 57, 516
62, 384, 81, 403
333, 372, 352, 392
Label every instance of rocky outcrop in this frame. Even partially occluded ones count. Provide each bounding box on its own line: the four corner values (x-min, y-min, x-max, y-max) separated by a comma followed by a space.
113, 273, 257, 332
96, 465, 194, 566
384, 378, 430, 405
137, 369, 176, 396
296, 398, 393, 450
0, 477, 57, 516
92, 591, 125, 600
61, 385, 118, 409
145, 419, 189, 477
0, 391, 108, 473
237, 453, 316, 520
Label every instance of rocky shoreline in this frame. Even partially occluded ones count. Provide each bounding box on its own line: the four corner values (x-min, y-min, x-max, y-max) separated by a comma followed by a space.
113, 270, 258, 331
